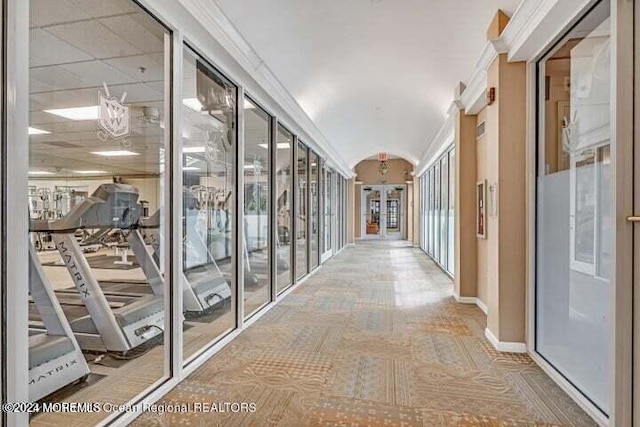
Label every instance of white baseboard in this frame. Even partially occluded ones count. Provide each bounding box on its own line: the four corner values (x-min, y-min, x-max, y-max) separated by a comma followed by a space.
452, 294, 488, 315
484, 328, 527, 353
475, 298, 488, 315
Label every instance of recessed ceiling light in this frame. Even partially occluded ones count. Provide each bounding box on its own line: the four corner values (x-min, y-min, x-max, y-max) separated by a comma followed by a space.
183, 98, 203, 112
183, 166, 201, 171
29, 127, 50, 135
183, 146, 205, 153
29, 170, 55, 175
73, 170, 107, 174
91, 150, 139, 157
44, 106, 100, 121
259, 143, 290, 150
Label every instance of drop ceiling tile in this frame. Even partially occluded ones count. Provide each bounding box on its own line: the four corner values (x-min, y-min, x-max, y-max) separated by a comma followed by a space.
30, 28, 93, 67
48, 122, 98, 135
31, 65, 89, 90
30, 79, 56, 94
30, 0, 91, 28
105, 54, 164, 82
99, 14, 165, 54
120, 82, 163, 103
67, 0, 139, 18
30, 90, 95, 112
45, 21, 142, 59
30, 111, 69, 125
60, 60, 137, 87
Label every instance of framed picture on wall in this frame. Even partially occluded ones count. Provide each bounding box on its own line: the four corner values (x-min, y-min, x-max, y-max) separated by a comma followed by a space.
477, 180, 487, 239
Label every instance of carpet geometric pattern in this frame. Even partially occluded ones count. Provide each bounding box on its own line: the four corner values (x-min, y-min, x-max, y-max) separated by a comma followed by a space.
133, 240, 596, 426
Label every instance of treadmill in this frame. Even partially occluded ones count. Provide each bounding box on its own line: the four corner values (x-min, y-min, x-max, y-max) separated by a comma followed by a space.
30, 184, 164, 353
29, 241, 91, 401
142, 197, 232, 316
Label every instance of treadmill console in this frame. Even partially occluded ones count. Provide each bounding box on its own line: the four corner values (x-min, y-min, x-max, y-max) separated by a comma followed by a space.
31, 183, 143, 232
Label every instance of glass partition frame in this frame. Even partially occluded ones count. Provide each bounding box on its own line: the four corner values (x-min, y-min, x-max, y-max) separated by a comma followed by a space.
242, 95, 273, 319
534, 0, 613, 417
276, 123, 294, 294
295, 141, 308, 279
309, 151, 320, 269
418, 145, 455, 276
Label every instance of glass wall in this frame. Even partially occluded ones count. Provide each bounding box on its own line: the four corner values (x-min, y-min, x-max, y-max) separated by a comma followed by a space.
323, 165, 333, 256
419, 145, 455, 276
310, 151, 320, 269
447, 151, 455, 274
296, 142, 308, 279
27, 2, 170, 423
182, 47, 237, 361
434, 162, 440, 261
7, 1, 352, 423
535, 0, 611, 415
276, 125, 293, 293
439, 157, 448, 266
243, 97, 271, 317
429, 168, 434, 254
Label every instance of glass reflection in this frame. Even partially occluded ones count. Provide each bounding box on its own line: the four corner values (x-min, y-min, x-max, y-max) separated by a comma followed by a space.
535, 0, 611, 414
27, 1, 169, 423
296, 142, 308, 279
243, 98, 271, 317
324, 167, 333, 254
310, 151, 320, 269
276, 125, 293, 293
182, 47, 236, 361
447, 151, 455, 273
440, 157, 448, 267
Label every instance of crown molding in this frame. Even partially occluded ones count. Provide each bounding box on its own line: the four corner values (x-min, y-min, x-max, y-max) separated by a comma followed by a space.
179, 0, 354, 177
501, 0, 559, 61
416, 0, 597, 175
415, 113, 455, 177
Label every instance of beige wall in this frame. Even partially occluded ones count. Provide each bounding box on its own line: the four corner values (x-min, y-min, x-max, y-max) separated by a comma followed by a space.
495, 54, 527, 343
474, 54, 527, 343
455, 53, 527, 344
476, 106, 492, 307
454, 110, 478, 299
354, 159, 413, 185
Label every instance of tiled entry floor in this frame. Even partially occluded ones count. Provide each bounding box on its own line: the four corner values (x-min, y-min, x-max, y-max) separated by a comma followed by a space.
134, 240, 595, 426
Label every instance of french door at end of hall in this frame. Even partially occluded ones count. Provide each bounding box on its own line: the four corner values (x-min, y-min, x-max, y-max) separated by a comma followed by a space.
362, 185, 404, 239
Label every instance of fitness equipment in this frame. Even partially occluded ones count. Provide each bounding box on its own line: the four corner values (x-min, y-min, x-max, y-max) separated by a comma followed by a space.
141, 204, 232, 316
30, 184, 164, 353
29, 241, 90, 401
29, 187, 57, 251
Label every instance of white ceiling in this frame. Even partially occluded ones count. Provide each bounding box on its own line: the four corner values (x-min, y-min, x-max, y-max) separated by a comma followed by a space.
214, 0, 523, 168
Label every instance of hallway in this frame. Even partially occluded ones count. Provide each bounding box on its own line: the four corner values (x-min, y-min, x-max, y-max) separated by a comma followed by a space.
134, 241, 593, 426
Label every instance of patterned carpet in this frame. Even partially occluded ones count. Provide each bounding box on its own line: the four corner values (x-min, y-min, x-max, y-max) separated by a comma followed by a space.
133, 240, 595, 427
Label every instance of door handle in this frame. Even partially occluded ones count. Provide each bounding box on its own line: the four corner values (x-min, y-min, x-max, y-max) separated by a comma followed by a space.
627, 216, 640, 222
